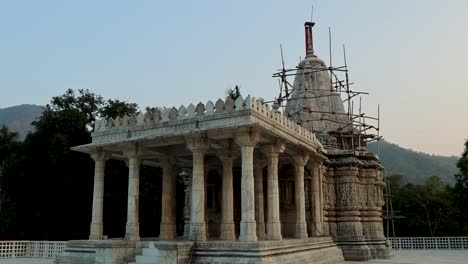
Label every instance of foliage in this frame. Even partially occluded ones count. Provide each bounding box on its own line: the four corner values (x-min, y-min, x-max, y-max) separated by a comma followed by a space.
49, 88, 104, 126
385, 174, 463, 237
0, 126, 18, 162
99, 99, 139, 119
450, 138, 468, 235
455, 139, 468, 188
226, 85, 241, 101
0, 89, 146, 240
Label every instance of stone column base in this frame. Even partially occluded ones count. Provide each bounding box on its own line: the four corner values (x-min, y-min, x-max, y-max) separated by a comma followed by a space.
220, 222, 236, 240
190, 222, 207, 241
295, 222, 308, 239
89, 222, 103, 240
257, 222, 266, 240
339, 242, 372, 261
125, 223, 140, 241
159, 222, 177, 240
240, 221, 257, 242
367, 240, 392, 259
267, 221, 282, 240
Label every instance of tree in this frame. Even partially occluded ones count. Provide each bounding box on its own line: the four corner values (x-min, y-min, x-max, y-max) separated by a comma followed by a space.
0, 89, 142, 240
413, 176, 449, 236
100, 99, 139, 119
49, 88, 104, 126
455, 139, 468, 188
226, 85, 241, 101
451, 138, 468, 234
0, 126, 18, 164
0, 126, 18, 208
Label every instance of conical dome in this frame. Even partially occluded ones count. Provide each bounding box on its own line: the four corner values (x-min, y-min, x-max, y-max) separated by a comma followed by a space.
284, 53, 349, 133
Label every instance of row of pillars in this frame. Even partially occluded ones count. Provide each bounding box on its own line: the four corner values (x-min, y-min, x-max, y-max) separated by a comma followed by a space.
88, 134, 323, 242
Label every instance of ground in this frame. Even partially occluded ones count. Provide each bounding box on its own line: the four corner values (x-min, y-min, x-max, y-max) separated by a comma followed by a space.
346, 250, 468, 264
1, 251, 467, 264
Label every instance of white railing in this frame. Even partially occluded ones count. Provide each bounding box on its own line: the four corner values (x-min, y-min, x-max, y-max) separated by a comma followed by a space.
0, 241, 66, 259
389, 237, 468, 250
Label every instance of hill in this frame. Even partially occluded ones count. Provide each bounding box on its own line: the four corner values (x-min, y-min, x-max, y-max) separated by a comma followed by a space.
0, 104, 44, 140
368, 140, 458, 184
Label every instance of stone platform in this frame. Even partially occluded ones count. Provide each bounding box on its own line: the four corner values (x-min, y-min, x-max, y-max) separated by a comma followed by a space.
55, 237, 345, 264
191, 237, 344, 264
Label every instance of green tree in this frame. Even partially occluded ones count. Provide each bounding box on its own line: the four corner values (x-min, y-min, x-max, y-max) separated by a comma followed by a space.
0, 126, 20, 236
1, 89, 142, 240
451, 138, 468, 234
226, 85, 241, 101
100, 99, 139, 119
49, 88, 104, 126
0, 126, 18, 208
0, 125, 18, 165
455, 139, 468, 188
387, 174, 457, 236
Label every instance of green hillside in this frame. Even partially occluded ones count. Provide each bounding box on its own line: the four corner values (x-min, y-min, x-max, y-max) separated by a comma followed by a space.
368, 140, 458, 184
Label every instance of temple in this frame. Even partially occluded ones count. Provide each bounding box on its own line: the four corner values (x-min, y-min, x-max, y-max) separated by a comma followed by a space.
57, 21, 391, 264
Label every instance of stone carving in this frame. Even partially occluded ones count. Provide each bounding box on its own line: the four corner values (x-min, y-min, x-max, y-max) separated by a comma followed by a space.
91, 95, 320, 148
215, 99, 225, 112
225, 98, 235, 111
205, 101, 214, 115
195, 102, 205, 115
168, 107, 178, 121
234, 95, 244, 109
161, 108, 170, 122
187, 104, 196, 118
136, 112, 144, 125
178, 105, 187, 118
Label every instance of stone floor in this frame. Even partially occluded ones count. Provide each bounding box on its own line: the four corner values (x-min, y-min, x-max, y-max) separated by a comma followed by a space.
1, 251, 467, 264
0, 259, 53, 264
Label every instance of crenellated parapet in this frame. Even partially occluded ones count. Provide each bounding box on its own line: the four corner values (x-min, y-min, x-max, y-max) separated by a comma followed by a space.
89, 95, 322, 151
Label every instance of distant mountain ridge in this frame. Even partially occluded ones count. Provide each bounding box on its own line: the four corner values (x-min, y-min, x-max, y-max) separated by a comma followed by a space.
368, 140, 458, 184
0, 104, 43, 140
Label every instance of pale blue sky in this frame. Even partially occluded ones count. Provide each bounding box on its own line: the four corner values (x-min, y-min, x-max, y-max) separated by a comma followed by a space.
1, 0, 467, 156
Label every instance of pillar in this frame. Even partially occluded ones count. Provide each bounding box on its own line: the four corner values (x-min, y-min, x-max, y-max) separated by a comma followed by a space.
186, 136, 209, 241
159, 156, 177, 240
124, 145, 142, 241
254, 161, 267, 240
292, 154, 309, 239
181, 171, 192, 239
89, 148, 108, 240
219, 155, 235, 240
261, 142, 285, 240
235, 130, 260, 242
308, 162, 323, 237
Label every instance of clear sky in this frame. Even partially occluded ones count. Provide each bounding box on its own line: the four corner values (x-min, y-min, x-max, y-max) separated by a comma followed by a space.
1, 0, 467, 156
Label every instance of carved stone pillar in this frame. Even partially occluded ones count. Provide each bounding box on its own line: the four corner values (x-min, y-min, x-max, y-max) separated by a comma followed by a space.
261, 142, 285, 240
181, 170, 192, 239
89, 148, 109, 240
219, 154, 235, 240
308, 161, 323, 237
186, 135, 209, 241
292, 154, 309, 239
334, 165, 371, 261
124, 144, 142, 241
159, 156, 177, 240
235, 130, 260, 242
254, 161, 267, 240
